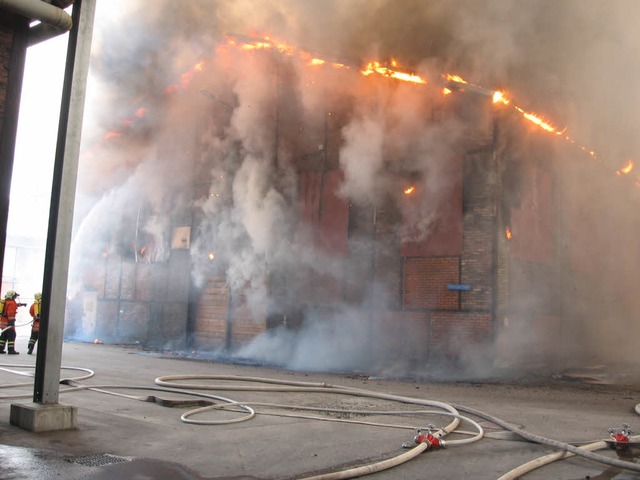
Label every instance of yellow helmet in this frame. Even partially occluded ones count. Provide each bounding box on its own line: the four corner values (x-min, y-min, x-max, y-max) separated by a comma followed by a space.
4, 290, 17, 300
34, 293, 42, 301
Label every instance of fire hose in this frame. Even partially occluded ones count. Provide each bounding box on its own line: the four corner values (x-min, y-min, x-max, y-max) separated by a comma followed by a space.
0, 319, 34, 334
1, 367, 640, 478
0, 368, 483, 478
155, 374, 640, 477
496, 437, 639, 480
451, 403, 640, 477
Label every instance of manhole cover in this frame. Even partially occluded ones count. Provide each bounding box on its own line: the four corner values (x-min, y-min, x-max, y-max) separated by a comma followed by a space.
70, 453, 131, 467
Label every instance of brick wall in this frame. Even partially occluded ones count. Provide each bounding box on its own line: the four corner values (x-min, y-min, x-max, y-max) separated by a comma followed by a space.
394, 148, 497, 360
193, 275, 229, 349
229, 297, 267, 348
399, 155, 463, 257
402, 256, 460, 309
431, 311, 493, 357
372, 310, 430, 366
461, 150, 496, 312
509, 164, 553, 264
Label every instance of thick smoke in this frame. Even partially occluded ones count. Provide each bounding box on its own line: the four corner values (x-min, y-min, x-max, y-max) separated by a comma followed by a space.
70, 1, 640, 377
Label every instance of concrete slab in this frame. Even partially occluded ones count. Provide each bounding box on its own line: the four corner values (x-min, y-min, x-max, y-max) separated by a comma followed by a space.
10, 402, 77, 432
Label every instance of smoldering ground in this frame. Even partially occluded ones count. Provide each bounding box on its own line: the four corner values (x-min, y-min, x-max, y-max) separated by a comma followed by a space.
68, 1, 640, 377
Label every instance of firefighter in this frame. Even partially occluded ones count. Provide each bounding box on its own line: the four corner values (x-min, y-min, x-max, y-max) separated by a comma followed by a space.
0, 290, 23, 354
27, 293, 42, 355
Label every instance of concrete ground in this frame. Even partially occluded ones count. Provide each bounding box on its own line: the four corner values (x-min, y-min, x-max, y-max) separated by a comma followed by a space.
0, 333, 639, 479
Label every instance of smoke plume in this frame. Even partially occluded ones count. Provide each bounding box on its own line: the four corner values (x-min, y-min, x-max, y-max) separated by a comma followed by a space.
69, 0, 640, 378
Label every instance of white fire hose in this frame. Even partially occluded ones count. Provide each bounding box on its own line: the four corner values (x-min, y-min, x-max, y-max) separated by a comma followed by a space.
0, 366, 639, 479
1, 319, 34, 334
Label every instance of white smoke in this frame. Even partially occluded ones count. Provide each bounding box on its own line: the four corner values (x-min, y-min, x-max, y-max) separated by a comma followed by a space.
67, 0, 640, 377
339, 114, 385, 205
236, 308, 372, 373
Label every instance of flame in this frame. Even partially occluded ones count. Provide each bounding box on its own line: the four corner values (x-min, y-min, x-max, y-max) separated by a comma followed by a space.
492, 91, 509, 105
225, 35, 638, 183
505, 226, 512, 240
440, 72, 603, 162
165, 60, 206, 94
100, 58, 208, 143
445, 73, 467, 84
103, 131, 121, 141
239, 39, 273, 51
208, 252, 216, 261
95, 32, 636, 189
361, 61, 427, 84
226, 34, 350, 72
616, 159, 634, 175
404, 185, 415, 195
516, 107, 557, 133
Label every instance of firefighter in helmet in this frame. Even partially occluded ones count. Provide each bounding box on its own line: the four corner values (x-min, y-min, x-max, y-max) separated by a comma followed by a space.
0, 290, 23, 354
28, 293, 43, 355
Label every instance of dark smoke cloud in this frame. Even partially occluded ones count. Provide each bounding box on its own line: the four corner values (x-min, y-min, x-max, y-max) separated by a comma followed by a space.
70, 1, 640, 377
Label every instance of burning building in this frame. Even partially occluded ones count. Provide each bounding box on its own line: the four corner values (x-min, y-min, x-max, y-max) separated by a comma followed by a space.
61, 0, 640, 379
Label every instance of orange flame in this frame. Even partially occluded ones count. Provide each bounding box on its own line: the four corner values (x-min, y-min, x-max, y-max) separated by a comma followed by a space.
97, 32, 636, 188
103, 131, 121, 141
516, 107, 557, 133
221, 35, 639, 188
361, 61, 427, 84
165, 60, 206, 94
445, 73, 467, 84
492, 91, 509, 105
240, 40, 272, 51
616, 160, 634, 175
404, 185, 415, 195
505, 226, 512, 240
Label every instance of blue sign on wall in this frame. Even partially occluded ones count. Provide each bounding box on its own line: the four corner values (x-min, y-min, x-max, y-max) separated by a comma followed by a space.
447, 283, 472, 291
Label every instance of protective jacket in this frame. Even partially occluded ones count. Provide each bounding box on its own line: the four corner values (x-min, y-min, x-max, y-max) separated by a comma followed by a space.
30, 300, 41, 333
0, 299, 18, 329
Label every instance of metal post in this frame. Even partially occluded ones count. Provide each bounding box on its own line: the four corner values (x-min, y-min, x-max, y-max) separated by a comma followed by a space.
0, 15, 29, 293
33, 0, 96, 403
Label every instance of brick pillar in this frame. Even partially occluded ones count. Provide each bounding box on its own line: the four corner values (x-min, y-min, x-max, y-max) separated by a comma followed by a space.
461, 148, 497, 313
457, 147, 499, 362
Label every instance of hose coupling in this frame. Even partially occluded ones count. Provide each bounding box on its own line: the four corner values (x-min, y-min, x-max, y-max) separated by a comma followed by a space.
402, 427, 446, 450
609, 424, 632, 443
